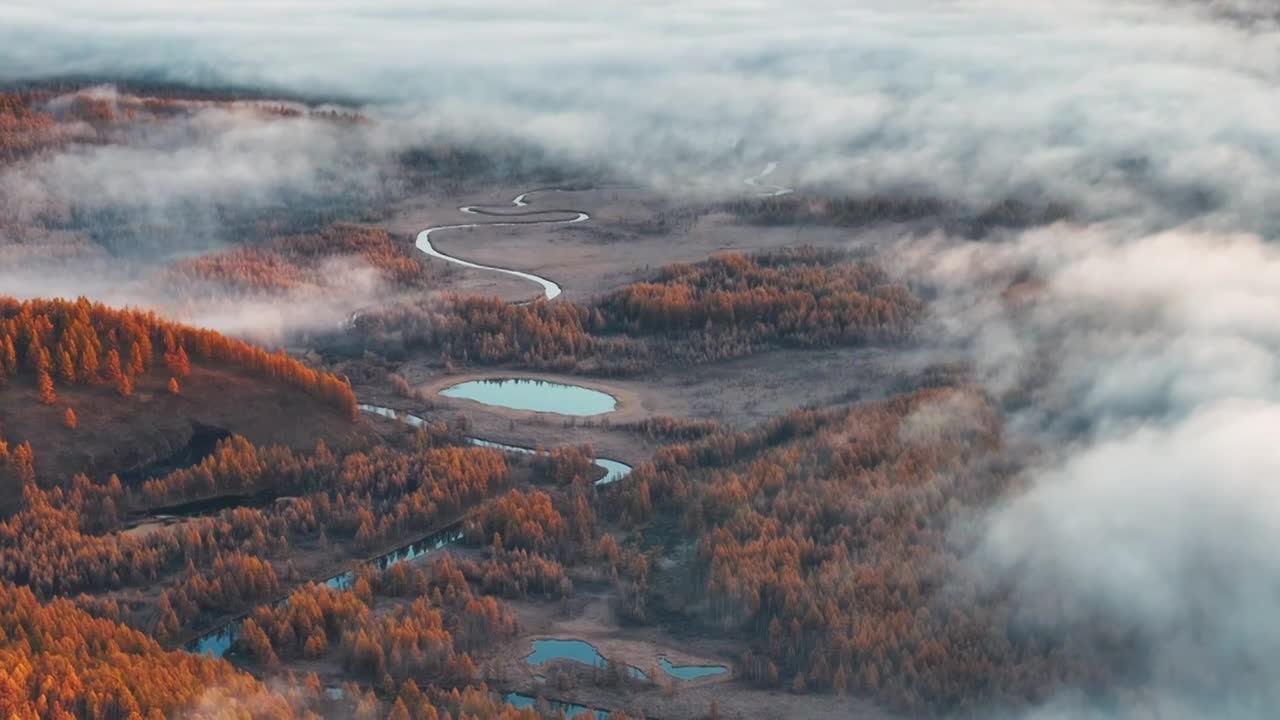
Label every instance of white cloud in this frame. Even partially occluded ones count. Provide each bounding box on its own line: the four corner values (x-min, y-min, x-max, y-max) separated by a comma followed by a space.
3, 0, 1280, 228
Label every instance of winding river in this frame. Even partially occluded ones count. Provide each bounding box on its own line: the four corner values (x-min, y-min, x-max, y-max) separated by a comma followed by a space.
415, 189, 589, 301
413, 164, 786, 301
744, 161, 793, 197
359, 404, 631, 485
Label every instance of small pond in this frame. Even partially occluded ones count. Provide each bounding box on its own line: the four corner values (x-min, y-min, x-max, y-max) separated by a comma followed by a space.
659, 656, 728, 680
526, 639, 648, 680
503, 693, 608, 720
441, 378, 617, 416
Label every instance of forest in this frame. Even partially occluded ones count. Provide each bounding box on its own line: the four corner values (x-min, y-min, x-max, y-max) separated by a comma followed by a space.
0, 576, 603, 719
586, 387, 1170, 715
0, 365, 1125, 718
0, 91, 59, 162
166, 225, 440, 296
0, 285, 678, 718
726, 193, 1073, 236
0, 296, 357, 419
0, 282, 1003, 717
350, 248, 921, 375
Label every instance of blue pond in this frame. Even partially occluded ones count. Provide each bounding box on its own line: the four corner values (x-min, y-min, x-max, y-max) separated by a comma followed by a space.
659, 656, 728, 680
526, 639, 648, 680
503, 693, 609, 720
441, 378, 617, 416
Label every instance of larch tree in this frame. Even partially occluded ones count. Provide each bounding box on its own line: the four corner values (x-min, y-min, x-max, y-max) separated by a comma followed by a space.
58, 349, 75, 383
37, 367, 56, 405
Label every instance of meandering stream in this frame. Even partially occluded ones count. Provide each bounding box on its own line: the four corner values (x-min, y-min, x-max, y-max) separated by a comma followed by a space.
414, 164, 786, 300
744, 161, 793, 197
415, 189, 589, 301
359, 404, 631, 485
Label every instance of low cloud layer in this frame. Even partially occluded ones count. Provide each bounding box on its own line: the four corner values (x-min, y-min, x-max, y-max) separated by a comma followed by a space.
0, 250, 401, 345
4, 0, 1280, 230
0, 87, 408, 256
900, 223, 1280, 715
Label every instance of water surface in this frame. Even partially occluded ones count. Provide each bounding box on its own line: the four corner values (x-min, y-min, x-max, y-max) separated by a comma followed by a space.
358, 403, 427, 427
659, 656, 728, 680
441, 378, 617, 416
503, 693, 608, 720
593, 458, 632, 486
359, 406, 632, 485
526, 638, 647, 680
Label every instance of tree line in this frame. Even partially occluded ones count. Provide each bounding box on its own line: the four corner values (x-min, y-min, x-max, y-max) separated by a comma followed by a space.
0, 424, 508, 599
166, 224, 437, 296
0, 296, 358, 419
351, 247, 921, 376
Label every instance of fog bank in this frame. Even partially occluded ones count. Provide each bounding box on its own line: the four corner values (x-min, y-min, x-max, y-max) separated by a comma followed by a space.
5, 0, 1280, 230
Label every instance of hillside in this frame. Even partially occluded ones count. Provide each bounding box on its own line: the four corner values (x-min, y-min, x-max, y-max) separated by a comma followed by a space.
0, 296, 366, 513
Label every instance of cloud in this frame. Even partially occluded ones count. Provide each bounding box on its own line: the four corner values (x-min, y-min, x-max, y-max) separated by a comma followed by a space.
897, 222, 1280, 714
3, 0, 1280, 229
0, 89, 404, 252
0, 249, 401, 346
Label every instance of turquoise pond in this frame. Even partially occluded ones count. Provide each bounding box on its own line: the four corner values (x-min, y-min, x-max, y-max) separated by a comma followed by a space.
440, 378, 617, 416
526, 639, 648, 680
524, 639, 729, 683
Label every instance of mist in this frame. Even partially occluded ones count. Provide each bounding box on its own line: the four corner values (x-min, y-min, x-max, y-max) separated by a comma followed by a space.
892, 222, 1280, 716
0, 87, 409, 251
3, 0, 1280, 230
